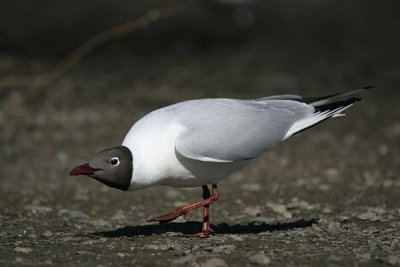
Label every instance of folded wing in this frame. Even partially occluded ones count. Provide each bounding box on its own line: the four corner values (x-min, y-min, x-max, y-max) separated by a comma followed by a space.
175, 87, 371, 163
175, 98, 314, 162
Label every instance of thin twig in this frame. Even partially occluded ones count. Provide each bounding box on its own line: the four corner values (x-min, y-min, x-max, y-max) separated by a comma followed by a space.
0, 5, 184, 89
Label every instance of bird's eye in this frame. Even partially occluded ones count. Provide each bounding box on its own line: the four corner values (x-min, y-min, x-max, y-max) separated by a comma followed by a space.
110, 157, 120, 166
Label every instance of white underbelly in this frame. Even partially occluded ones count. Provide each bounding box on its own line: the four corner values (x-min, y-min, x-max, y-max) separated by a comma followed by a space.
159, 155, 251, 187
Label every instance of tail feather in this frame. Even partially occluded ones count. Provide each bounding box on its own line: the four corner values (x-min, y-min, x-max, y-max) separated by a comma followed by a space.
304, 86, 374, 106
284, 90, 367, 139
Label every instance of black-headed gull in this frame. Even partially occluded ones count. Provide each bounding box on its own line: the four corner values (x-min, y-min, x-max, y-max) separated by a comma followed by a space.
70, 87, 372, 237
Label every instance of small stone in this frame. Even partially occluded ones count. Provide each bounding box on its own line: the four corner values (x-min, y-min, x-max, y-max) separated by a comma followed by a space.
248, 254, 271, 265
355, 252, 371, 262
318, 184, 331, 191
228, 235, 244, 242
144, 244, 160, 250
374, 207, 387, 215
56, 151, 69, 162
328, 221, 341, 230
24, 205, 53, 214
75, 250, 90, 255
90, 219, 111, 227
286, 199, 311, 210
387, 255, 400, 265
285, 229, 304, 237
43, 231, 52, 237
165, 188, 184, 199
110, 210, 127, 222
81, 240, 96, 246
211, 245, 236, 254
14, 247, 33, 253
326, 168, 339, 179
241, 183, 261, 192
43, 259, 53, 265
322, 207, 333, 214
58, 209, 89, 220
383, 180, 394, 187
60, 236, 75, 242
385, 122, 400, 138
244, 206, 262, 216
172, 255, 195, 265
266, 202, 292, 219
163, 232, 180, 237
201, 257, 228, 267
358, 211, 380, 222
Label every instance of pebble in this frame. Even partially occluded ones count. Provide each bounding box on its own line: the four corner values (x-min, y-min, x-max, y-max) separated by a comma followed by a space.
75, 250, 90, 255
248, 254, 271, 265
387, 255, 400, 265
144, 242, 182, 252
144, 244, 160, 250
244, 206, 262, 216
110, 210, 127, 222
58, 210, 89, 220
56, 151, 68, 162
14, 247, 33, 253
165, 188, 184, 199
24, 205, 53, 214
355, 252, 371, 262
60, 236, 75, 242
200, 258, 228, 267
172, 255, 195, 265
43, 259, 53, 265
338, 216, 350, 222
241, 183, 261, 192
43, 231, 52, 237
358, 211, 383, 222
90, 219, 111, 227
287, 198, 314, 210
210, 245, 236, 254
322, 207, 333, 214
227, 235, 244, 242
266, 202, 292, 219
328, 221, 341, 230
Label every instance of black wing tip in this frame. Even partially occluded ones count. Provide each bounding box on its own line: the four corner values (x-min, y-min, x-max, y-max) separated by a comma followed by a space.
315, 97, 362, 112
339, 97, 363, 105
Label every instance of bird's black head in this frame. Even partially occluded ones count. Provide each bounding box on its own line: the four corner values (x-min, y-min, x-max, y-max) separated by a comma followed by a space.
70, 146, 133, 191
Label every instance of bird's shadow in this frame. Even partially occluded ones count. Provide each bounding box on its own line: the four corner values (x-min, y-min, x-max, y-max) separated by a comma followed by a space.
92, 218, 319, 238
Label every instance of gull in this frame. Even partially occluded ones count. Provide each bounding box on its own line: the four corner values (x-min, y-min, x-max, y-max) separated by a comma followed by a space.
70, 87, 372, 237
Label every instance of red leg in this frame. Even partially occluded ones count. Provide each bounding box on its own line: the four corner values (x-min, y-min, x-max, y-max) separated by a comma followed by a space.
189, 185, 214, 237
147, 184, 219, 225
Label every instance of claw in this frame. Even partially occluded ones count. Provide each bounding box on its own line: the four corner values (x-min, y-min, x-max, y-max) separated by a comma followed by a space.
182, 223, 214, 238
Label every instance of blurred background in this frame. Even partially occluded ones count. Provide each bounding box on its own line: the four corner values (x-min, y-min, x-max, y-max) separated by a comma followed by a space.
1, 0, 399, 265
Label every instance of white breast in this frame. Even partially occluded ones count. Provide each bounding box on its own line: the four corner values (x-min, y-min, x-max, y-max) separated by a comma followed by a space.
121, 108, 187, 190
121, 107, 251, 190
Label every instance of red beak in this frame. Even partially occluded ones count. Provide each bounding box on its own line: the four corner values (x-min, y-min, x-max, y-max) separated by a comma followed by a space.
70, 163, 100, 176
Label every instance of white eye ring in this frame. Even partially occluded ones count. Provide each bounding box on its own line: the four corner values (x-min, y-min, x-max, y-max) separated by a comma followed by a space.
110, 157, 120, 166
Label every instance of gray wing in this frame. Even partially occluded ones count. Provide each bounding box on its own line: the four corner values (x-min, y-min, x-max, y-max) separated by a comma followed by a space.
175, 98, 314, 162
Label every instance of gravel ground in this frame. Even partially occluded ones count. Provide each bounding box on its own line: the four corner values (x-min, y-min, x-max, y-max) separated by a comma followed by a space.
1, 1, 399, 266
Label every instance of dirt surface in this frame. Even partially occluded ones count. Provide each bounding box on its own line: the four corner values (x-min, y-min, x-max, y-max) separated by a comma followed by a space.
1, 1, 400, 266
